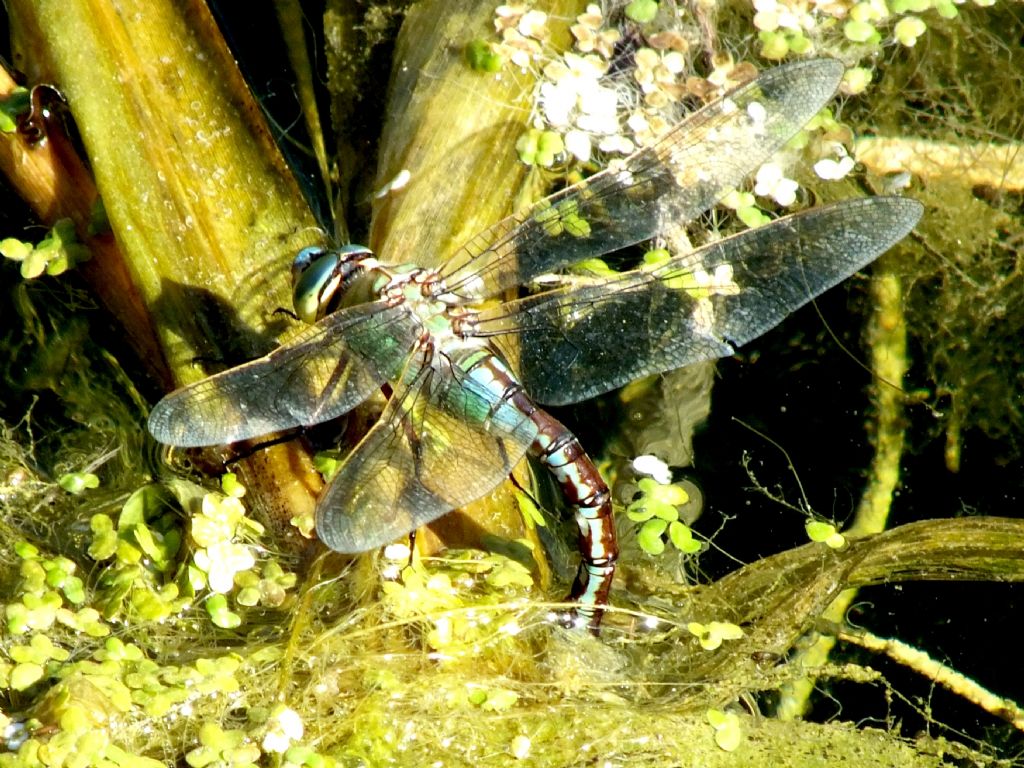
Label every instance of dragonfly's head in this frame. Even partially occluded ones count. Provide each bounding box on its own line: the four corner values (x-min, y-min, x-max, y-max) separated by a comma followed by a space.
291, 244, 374, 323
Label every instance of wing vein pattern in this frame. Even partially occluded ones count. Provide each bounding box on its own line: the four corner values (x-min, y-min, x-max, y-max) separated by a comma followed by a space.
439, 58, 845, 299
316, 349, 539, 552
148, 301, 420, 446
473, 197, 923, 405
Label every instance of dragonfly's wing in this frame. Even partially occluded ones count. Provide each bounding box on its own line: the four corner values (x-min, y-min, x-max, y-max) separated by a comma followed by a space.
316, 351, 539, 553
438, 58, 844, 300
148, 301, 419, 447
473, 196, 923, 406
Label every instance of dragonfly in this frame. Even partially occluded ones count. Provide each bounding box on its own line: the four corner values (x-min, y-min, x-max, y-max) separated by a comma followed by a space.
148, 58, 923, 631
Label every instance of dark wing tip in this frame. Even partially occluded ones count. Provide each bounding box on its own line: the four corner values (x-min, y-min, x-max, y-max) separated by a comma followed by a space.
147, 396, 188, 447
857, 195, 924, 249
147, 388, 239, 448
315, 502, 401, 554
800, 56, 845, 80
759, 57, 845, 99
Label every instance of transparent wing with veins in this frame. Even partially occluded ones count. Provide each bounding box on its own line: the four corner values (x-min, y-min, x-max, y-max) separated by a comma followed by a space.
316, 348, 539, 553
471, 197, 923, 405
438, 58, 845, 300
148, 301, 421, 447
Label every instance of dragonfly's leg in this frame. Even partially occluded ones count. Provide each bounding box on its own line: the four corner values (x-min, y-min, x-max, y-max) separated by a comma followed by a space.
530, 414, 617, 633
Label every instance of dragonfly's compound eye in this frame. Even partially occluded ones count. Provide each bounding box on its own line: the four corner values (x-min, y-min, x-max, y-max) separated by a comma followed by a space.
291, 244, 376, 324
335, 244, 374, 261
291, 246, 326, 278
292, 248, 342, 324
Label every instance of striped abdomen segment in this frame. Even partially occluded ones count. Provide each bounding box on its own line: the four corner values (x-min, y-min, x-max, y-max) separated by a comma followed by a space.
529, 414, 616, 632
460, 349, 618, 632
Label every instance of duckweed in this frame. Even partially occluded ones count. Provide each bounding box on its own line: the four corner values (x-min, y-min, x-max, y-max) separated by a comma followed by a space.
706, 708, 743, 751
627, 477, 702, 556
624, 0, 659, 23
465, 38, 503, 72
57, 471, 99, 495
0, 85, 30, 131
687, 621, 745, 651
805, 519, 847, 549
515, 128, 565, 167
0, 218, 91, 278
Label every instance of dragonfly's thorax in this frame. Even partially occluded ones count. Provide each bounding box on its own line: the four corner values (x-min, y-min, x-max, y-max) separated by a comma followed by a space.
403, 270, 487, 341
378, 266, 485, 351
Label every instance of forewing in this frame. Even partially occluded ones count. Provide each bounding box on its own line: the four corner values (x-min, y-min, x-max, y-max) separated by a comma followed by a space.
316, 351, 539, 553
438, 58, 844, 299
148, 301, 419, 447
473, 197, 923, 405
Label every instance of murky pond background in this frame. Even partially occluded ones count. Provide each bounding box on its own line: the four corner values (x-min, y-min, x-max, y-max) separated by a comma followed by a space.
1, 0, 1022, 765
